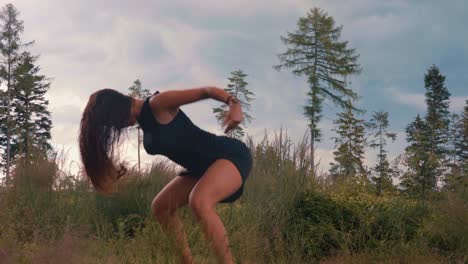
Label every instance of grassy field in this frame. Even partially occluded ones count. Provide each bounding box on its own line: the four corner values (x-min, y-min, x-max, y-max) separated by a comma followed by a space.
0, 129, 466, 264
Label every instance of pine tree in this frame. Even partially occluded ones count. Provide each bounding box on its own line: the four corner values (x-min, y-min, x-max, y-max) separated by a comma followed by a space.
446, 113, 460, 169
366, 110, 397, 195
128, 79, 150, 174
10, 51, 52, 164
400, 114, 438, 199
454, 100, 468, 174
0, 3, 33, 185
424, 65, 451, 179
212, 70, 254, 140
444, 109, 467, 196
274, 7, 362, 174
329, 101, 367, 179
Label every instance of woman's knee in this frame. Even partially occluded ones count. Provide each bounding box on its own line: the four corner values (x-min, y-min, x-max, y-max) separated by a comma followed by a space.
188, 192, 214, 219
151, 195, 176, 221
150, 176, 197, 221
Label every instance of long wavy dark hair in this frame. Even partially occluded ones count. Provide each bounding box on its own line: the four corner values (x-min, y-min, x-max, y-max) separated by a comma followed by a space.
79, 88, 134, 195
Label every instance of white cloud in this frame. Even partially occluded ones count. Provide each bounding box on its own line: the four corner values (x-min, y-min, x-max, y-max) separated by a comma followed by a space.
346, 11, 415, 42
386, 86, 467, 112
315, 148, 335, 175
451, 96, 467, 112
386, 86, 426, 110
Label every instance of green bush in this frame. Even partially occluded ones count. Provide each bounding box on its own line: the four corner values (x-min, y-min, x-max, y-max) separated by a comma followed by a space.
286, 187, 429, 261
424, 193, 468, 261
287, 191, 357, 259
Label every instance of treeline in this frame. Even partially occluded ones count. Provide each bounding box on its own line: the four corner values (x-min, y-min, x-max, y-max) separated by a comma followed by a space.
0, 3, 53, 188
322, 64, 467, 200
399, 66, 467, 200
273, 7, 467, 201
0, 4, 466, 203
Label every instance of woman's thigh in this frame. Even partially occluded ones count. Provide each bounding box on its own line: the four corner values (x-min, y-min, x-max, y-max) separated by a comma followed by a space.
189, 159, 243, 208
151, 175, 200, 216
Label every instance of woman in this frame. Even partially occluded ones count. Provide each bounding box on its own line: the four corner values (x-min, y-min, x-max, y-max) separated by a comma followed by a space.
78, 86, 253, 264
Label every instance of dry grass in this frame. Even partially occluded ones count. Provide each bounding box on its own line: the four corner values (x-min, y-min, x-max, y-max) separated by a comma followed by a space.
0, 128, 464, 263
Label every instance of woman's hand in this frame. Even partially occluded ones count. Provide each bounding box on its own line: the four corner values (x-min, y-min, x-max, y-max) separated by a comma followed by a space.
222, 103, 243, 134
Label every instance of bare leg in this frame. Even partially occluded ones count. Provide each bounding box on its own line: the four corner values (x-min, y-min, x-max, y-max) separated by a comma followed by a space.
188, 159, 243, 264
152, 175, 199, 264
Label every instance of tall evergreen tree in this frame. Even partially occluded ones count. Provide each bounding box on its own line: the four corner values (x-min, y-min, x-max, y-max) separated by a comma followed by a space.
424, 65, 451, 178
453, 100, 468, 174
0, 3, 33, 185
446, 113, 461, 168
454, 101, 468, 197
10, 51, 52, 163
274, 7, 362, 174
329, 101, 367, 179
128, 79, 150, 174
400, 114, 438, 199
444, 107, 467, 196
212, 70, 254, 140
366, 110, 397, 195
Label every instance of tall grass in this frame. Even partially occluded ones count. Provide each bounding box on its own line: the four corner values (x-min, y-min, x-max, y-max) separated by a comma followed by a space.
0, 128, 466, 263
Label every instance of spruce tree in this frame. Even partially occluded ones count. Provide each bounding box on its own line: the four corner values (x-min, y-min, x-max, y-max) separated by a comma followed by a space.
212, 70, 254, 140
274, 7, 362, 174
329, 101, 367, 179
454, 100, 468, 174
11, 51, 52, 164
444, 108, 467, 196
366, 110, 397, 195
0, 3, 33, 184
128, 79, 150, 174
400, 114, 438, 199
424, 65, 451, 179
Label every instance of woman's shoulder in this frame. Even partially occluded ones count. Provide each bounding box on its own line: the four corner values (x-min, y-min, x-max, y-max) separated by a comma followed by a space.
148, 91, 181, 125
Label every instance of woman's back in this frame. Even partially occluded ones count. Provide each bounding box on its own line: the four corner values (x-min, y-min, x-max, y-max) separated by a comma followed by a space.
137, 91, 224, 175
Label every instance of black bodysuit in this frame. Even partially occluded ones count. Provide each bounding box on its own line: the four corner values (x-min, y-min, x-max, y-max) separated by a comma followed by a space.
136, 91, 253, 203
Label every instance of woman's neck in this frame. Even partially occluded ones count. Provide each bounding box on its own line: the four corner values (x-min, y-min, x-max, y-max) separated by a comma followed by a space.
132, 98, 145, 125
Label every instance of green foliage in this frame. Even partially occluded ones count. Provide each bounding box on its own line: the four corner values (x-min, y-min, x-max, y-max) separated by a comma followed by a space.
287, 191, 357, 259
273, 7, 362, 171
11, 51, 53, 160
444, 100, 468, 193
0, 3, 48, 184
452, 100, 468, 173
424, 192, 468, 260
212, 69, 255, 141
286, 181, 430, 262
128, 79, 151, 99
0, 127, 464, 263
0, 3, 26, 181
457, 101, 468, 173
400, 114, 439, 199
329, 101, 367, 179
424, 64, 451, 159
366, 110, 398, 195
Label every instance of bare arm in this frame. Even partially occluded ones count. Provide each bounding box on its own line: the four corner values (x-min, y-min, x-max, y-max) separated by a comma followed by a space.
151, 87, 212, 112
153, 86, 236, 111
152, 86, 242, 133
206, 87, 235, 105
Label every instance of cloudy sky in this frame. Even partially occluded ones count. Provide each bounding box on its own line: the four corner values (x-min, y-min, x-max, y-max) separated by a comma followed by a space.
2, 0, 467, 177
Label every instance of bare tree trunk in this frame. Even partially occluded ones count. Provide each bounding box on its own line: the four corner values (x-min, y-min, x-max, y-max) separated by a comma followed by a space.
309, 27, 319, 177
138, 127, 141, 174
310, 124, 315, 175
5, 61, 11, 186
